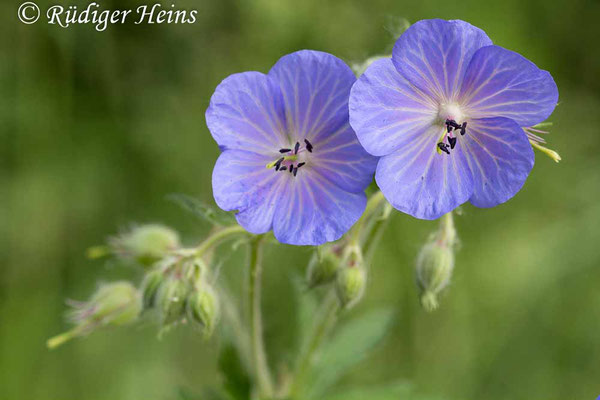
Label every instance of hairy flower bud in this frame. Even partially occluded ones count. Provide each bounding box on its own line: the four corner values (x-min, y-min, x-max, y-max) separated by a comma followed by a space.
415, 242, 454, 312
306, 246, 341, 288
140, 268, 165, 309
156, 277, 189, 325
187, 285, 219, 338
47, 281, 141, 349
335, 266, 366, 309
415, 212, 457, 312
113, 224, 180, 267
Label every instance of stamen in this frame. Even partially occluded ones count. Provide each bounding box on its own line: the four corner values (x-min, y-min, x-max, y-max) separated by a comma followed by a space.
289, 165, 294, 174
304, 139, 313, 152
293, 167, 298, 177
297, 162, 305, 168
445, 119, 461, 129
279, 166, 287, 171
266, 157, 285, 169
437, 142, 450, 155
448, 136, 457, 150
279, 148, 291, 153
294, 142, 300, 154
460, 122, 467, 136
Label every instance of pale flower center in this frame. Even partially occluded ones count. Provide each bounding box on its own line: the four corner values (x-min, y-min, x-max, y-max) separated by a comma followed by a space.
438, 103, 464, 123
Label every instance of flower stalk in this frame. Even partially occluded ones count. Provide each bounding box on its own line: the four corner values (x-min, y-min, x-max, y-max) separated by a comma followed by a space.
248, 235, 274, 398
193, 224, 248, 258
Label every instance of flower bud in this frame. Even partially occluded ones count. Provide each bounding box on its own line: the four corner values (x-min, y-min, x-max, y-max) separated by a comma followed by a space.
186, 285, 219, 338
114, 224, 180, 267
306, 246, 340, 288
140, 268, 165, 309
47, 281, 141, 349
415, 242, 454, 312
335, 266, 366, 310
156, 277, 189, 325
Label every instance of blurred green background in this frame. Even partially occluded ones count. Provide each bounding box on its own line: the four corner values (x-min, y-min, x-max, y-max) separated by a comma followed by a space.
1, 0, 600, 399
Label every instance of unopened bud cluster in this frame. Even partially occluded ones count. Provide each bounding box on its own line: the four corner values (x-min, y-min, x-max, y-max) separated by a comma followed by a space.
49, 224, 222, 349
142, 257, 219, 337
415, 213, 457, 312
307, 243, 367, 310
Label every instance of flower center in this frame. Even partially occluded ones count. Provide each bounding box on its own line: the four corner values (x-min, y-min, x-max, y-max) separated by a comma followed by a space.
435, 103, 468, 155
438, 103, 464, 123
265, 139, 313, 177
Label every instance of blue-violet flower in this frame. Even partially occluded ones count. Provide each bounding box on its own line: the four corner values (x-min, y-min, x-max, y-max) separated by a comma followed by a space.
207, 50, 377, 245
349, 19, 559, 219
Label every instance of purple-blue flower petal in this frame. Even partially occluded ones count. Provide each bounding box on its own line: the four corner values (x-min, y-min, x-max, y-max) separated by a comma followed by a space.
268, 50, 356, 144
460, 45, 559, 127
375, 125, 474, 220
212, 149, 282, 234
392, 19, 492, 101
463, 117, 534, 208
349, 58, 437, 157
206, 72, 288, 153
273, 173, 367, 245
311, 124, 378, 193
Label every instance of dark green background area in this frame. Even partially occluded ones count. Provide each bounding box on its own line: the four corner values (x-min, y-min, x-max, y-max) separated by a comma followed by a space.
1, 0, 599, 399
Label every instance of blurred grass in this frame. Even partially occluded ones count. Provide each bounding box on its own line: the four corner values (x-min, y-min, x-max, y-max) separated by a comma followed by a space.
1, 0, 600, 399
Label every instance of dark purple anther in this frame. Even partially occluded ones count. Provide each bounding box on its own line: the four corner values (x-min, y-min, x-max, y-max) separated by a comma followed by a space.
448, 136, 457, 149
438, 142, 450, 155
304, 139, 313, 152
294, 142, 300, 154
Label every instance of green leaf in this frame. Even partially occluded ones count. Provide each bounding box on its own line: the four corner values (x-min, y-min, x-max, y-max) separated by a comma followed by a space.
320, 381, 412, 400
307, 308, 395, 399
292, 276, 319, 341
217, 342, 251, 400
168, 193, 235, 226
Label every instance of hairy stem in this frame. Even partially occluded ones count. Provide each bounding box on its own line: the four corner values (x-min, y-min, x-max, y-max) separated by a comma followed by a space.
438, 211, 456, 246
194, 224, 248, 257
362, 202, 393, 265
248, 235, 274, 398
349, 190, 387, 246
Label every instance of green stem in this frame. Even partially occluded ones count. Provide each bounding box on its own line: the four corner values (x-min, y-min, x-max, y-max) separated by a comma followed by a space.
289, 291, 339, 398
248, 235, 274, 398
194, 225, 248, 258
349, 190, 386, 245
438, 212, 456, 246
362, 202, 393, 265
46, 329, 78, 350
